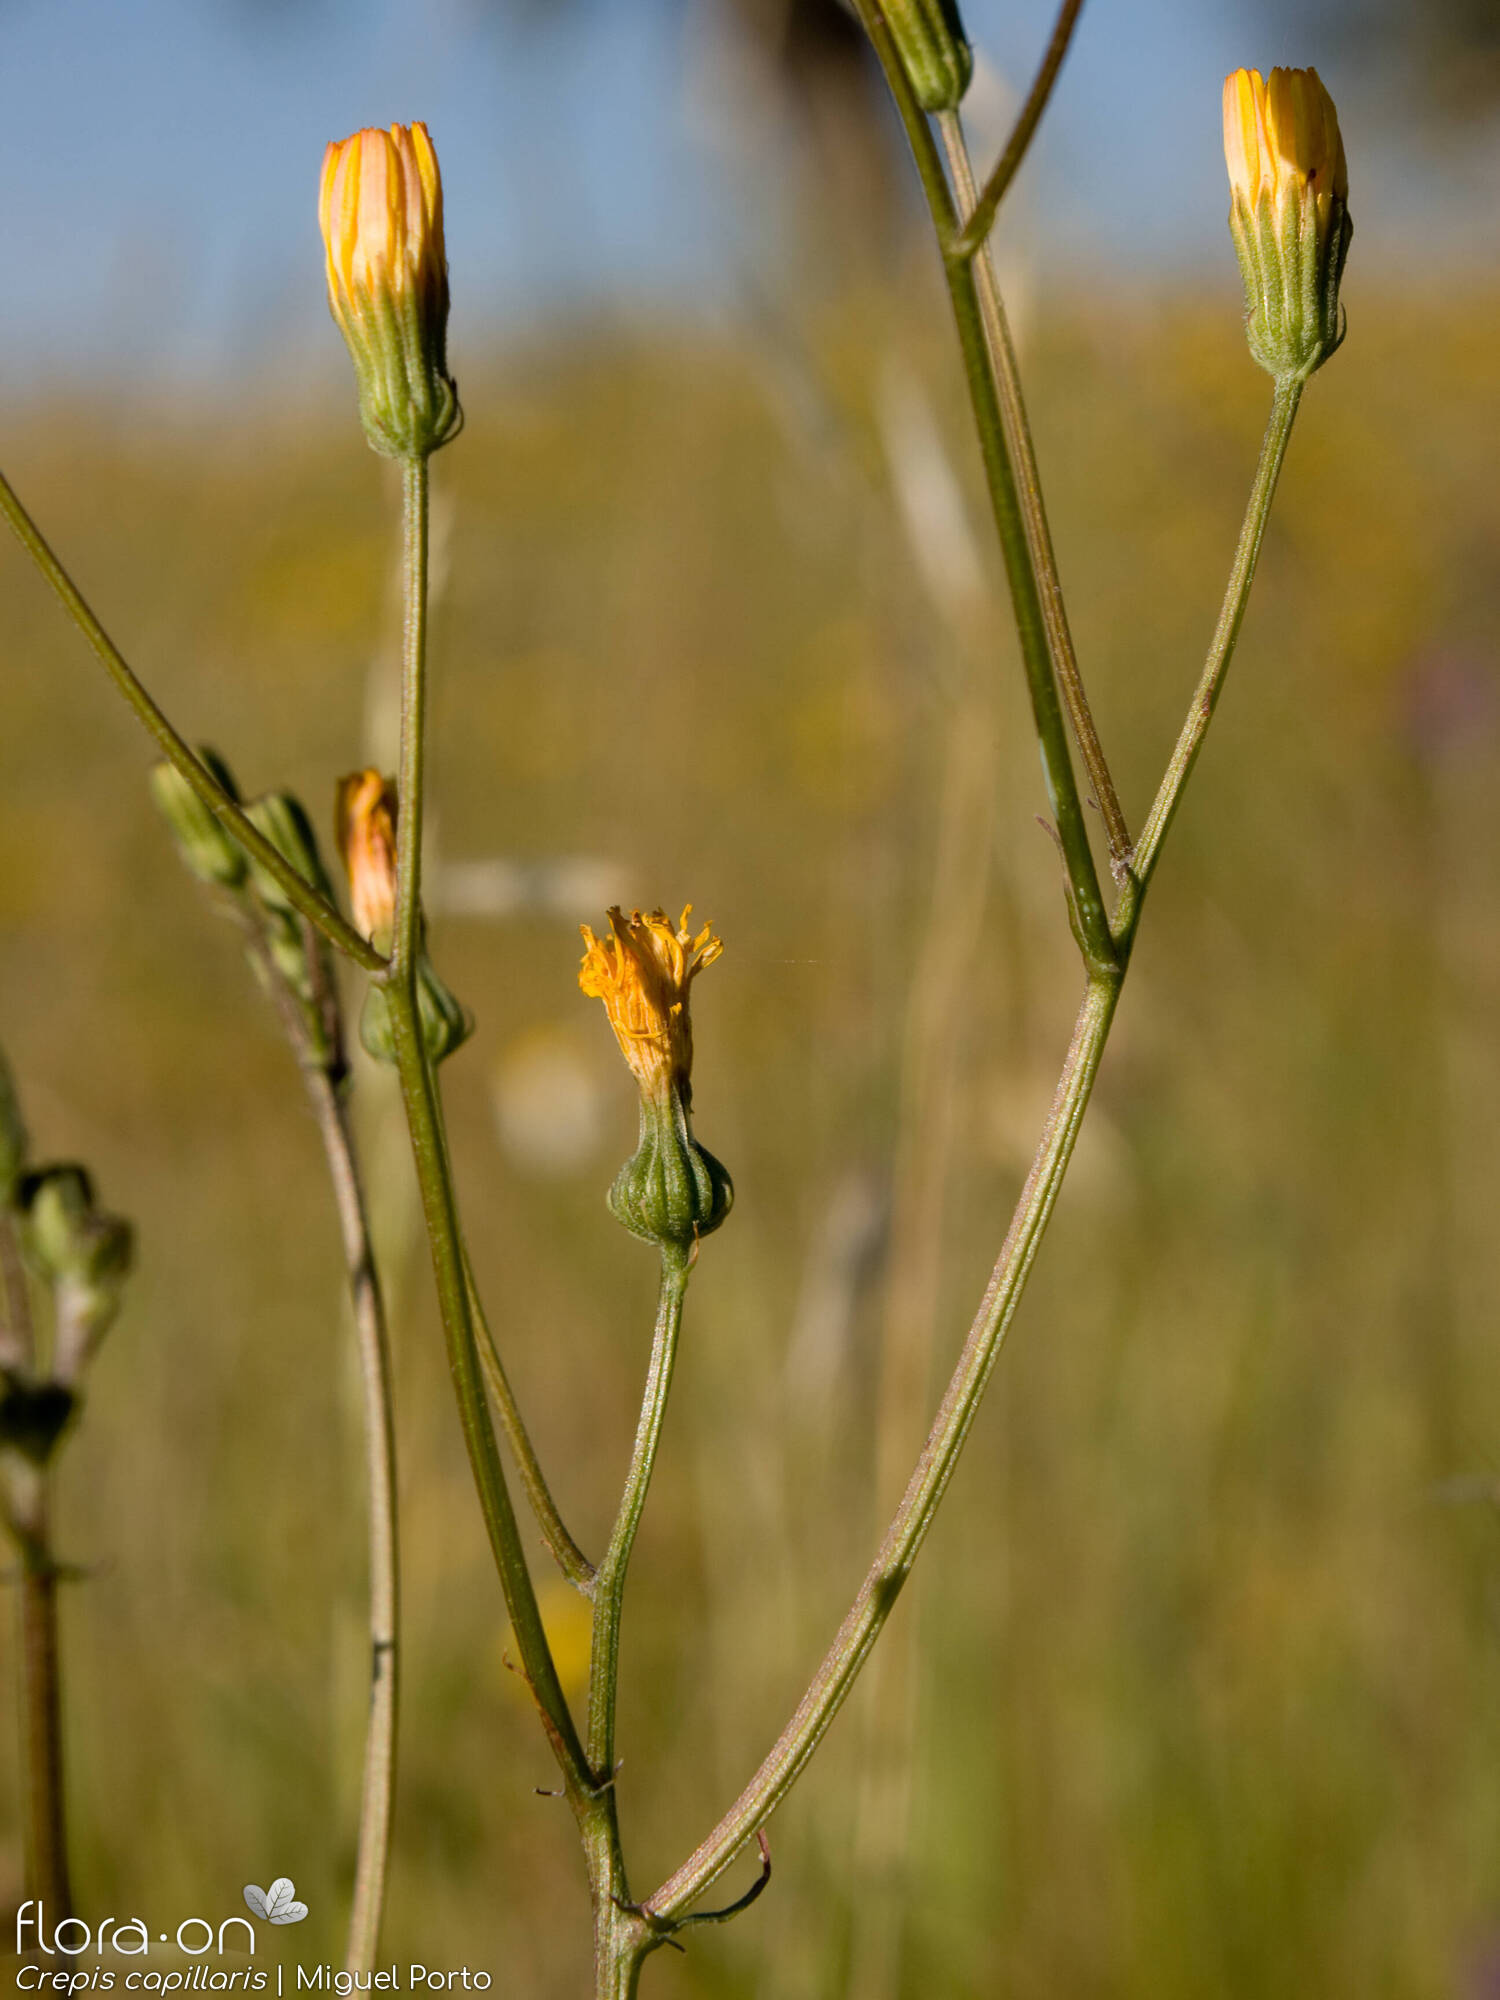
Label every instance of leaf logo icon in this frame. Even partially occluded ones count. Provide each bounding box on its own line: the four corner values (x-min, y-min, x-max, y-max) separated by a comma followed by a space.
243, 1879, 309, 1925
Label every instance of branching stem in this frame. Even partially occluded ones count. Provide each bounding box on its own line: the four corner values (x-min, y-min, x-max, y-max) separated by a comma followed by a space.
854, 0, 1115, 974
949, 0, 1086, 261
936, 108, 1132, 877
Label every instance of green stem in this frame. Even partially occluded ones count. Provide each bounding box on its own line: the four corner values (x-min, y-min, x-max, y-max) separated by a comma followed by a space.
856, 1, 1115, 975
640, 96, 1307, 1967
949, 0, 1086, 261
1117, 375, 1304, 933
17, 1490, 73, 1927
588, 1251, 689, 1778
227, 901, 397, 1967
0, 467, 383, 972
586, 1254, 691, 1999
936, 109, 1132, 878
391, 458, 428, 983
382, 454, 588, 1792
465, 1251, 596, 1592
646, 974, 1119, 1920
642, 367, 1306, 1949
386, 924, 588, 1783
299, 1066, 401, 1976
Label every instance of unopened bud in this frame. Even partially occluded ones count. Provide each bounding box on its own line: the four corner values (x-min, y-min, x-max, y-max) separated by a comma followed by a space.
244, 791, 336, 913
320, 123, 461, 459
359, 957, 472, 1068
19, 1168, 133, 1378
1224, 66, 1352, 383
149, 748, 247, 890
21, 1166, 95, 1283
884, 0, 972, 113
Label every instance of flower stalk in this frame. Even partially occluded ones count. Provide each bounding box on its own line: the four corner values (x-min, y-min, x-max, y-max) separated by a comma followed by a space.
379, 451, 588, 1793
1116, 373, 1304, 930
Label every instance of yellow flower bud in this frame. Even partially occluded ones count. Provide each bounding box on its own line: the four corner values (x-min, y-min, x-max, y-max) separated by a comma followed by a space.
335, 770, 471, 1065
319, 122, 461, 458
1223, 67, 1352, 382
335, 769, 399, 948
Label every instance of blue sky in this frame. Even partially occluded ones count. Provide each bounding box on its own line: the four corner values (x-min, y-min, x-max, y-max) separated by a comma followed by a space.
0, 0, 1494, 387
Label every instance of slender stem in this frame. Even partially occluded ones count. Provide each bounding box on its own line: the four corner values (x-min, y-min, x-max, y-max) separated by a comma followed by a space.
647, 975, 1120, 1919
464, 1251, 596, 1592
383, 455, 588, 1792
0, 467, 383, 972
937, 110, 1132, 877
17, 1490, 73, 1925
588, 1250, 689, 1778
387, 998, 589, 1782
586, 1252, 692, 2000
299, 1066, 400, 1976
855, 1, 1115, 974
392, 457, 428, 983
1120, 376, 1304, 922
949, 0, 1086, 261
226, 899, 397, 1965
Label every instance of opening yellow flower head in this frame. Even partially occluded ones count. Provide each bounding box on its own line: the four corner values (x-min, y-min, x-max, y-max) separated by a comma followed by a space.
335, 769, 399, 946
578, 906, 723, 1104
318, 123, 461, 458
1222, 66, 1352, 382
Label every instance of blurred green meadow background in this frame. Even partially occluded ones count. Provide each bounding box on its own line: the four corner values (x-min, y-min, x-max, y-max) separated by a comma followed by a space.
4, 3, 1500, 1996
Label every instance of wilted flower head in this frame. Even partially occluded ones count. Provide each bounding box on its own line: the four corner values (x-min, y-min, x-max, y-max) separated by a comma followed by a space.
319, 123, 461, 458
1223, 67, 1352, 382
579, 906, 732, 1254
578, 907, 722, 1104
335, 769, 399, 947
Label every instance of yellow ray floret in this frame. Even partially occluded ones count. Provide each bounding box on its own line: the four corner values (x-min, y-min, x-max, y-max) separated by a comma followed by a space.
319, 122, 446, 319
1223, 66, 1347, 218
579, 906, 723, 1098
